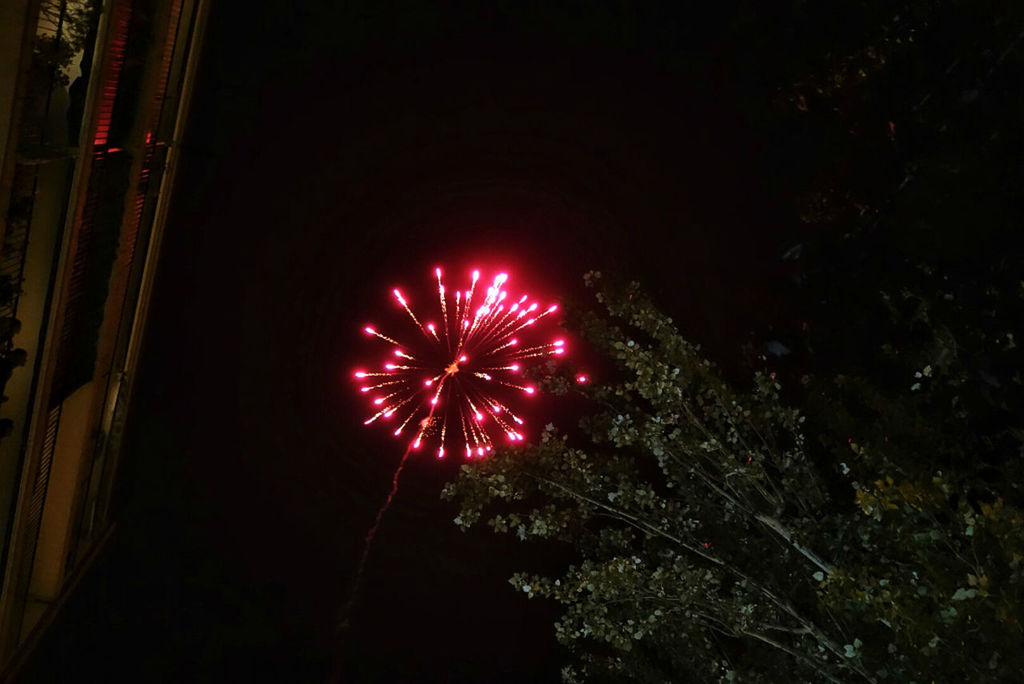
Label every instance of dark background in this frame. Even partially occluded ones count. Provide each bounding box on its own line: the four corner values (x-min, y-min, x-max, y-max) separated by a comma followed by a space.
22, 2, 804, 681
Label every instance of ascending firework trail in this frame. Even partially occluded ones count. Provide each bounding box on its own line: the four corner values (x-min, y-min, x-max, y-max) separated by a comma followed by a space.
335, 441, 412, 635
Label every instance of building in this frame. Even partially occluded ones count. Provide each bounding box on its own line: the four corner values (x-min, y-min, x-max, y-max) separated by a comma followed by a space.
0, 0, 208, 674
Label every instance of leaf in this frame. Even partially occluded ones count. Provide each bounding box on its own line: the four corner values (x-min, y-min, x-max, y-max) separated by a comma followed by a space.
951, 587, 977, 601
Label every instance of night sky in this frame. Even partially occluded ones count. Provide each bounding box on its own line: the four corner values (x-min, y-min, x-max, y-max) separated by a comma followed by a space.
23, 3, 801, 681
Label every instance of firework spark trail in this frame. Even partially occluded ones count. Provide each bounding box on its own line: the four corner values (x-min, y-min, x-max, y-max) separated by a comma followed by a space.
336, 442, 414, 636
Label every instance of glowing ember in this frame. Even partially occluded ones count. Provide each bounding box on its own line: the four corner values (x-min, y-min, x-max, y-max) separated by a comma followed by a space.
356, 267, 563, 458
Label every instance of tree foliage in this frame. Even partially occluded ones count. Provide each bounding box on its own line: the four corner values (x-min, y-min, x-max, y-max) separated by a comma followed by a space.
444, 2, 1024, 680
443, 273, 1024, 682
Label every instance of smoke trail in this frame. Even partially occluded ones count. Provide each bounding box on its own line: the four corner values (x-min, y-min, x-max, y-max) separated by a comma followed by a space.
336, 443, 414, 634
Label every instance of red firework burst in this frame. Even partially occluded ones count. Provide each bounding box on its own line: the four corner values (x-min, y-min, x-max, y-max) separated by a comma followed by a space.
354, 267, 563, 459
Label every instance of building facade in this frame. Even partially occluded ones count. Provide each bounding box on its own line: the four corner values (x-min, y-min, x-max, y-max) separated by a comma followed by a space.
0, 0, 208, 673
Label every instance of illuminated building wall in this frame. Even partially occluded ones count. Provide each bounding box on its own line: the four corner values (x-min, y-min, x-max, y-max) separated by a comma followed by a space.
0, 0, 208, 672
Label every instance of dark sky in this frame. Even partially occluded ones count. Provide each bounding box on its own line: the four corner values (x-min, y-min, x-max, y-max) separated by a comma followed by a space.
24, 2, 798, 682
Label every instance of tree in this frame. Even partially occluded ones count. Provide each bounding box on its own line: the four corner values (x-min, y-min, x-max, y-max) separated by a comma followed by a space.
443, 272, 1024, 682
444, 2, 1024, 680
